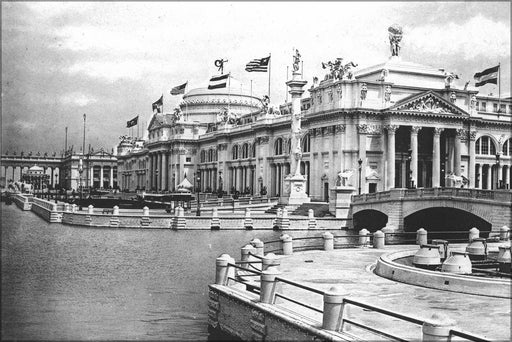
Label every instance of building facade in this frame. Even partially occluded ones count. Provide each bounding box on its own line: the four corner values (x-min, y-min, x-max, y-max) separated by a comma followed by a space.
117, 38, 511, 202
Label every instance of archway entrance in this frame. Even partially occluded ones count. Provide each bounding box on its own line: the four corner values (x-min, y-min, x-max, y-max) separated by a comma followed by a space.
353, 209, 388, 231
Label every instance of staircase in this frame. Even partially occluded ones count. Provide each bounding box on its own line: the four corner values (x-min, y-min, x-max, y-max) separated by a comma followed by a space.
291, 202, 333, 217
264, 203, 285, 214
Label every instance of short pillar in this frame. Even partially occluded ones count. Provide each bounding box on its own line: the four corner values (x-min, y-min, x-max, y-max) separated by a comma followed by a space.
71, 204, 77, 213
143, 206, 150, 216
280, 234, 293, 255
113, 205, 119, 215
416, 228, 428, 245
322, 286, 349, 331
262, 253, 280, 271
469, 227, 479, 242
215, 254, 231, 285
381, 225, 394, 244
64, 203, 70, 212
87, 204, 94, 214
358, 229, 370, 246
251, 238, 264, 257
500, 225, 510, 241
323, 232, 334, 251
244, 208, 253, 230
308, 209, 317, 229
260, 266, 281, 304
241, 244, 257, 270
422, 313, 456, 342
211, 208, 220, 230
373, 230, 385, 249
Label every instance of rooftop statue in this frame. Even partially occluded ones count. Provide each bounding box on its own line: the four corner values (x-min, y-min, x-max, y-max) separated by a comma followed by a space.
388, 24, 403, 57
444, 72, 459, 88
172, 107, 182, 123
292, 49, 301, 72
322, 58, 358, 81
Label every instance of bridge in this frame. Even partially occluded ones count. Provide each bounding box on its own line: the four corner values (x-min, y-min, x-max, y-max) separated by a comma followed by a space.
350, 188, 512, 233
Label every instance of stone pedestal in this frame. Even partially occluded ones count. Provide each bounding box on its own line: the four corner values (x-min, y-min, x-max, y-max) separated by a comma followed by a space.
329, 186, 356, 218
281, 174, 310, 206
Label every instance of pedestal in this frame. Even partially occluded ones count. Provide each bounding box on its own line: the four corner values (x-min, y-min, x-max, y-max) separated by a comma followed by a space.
281, 174, 310, 206
329, 186, 356, 218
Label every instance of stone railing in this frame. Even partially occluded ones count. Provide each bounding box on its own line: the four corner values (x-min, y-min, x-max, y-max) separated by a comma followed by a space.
12, 193, 33, 210
31, 197, 62, 223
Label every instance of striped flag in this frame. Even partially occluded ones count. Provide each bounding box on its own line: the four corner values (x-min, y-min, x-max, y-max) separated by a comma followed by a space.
245, 56, 270, 72
474, 65, 499, 87
152, 95, 163, 113
208, 74, 229, 90
170, 82, 188, 95
126, 116, 138, 128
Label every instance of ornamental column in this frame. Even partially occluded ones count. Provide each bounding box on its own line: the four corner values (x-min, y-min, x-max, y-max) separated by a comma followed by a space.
162, 152, 168, 191
432, 128, 444, 187
486, 164, 492, 189
110, 167, 114, 188
410, 126, 422, 188
454, 129, 463, 177
100, 165, 104, 188
357, 124, 368, 193
90, 165, 94, 187
475, 164, 481, 189
337, 125, 346, 174
469, 131, 476, 188
386, 125, 399, 189
148, 154, 153, 190
157, 152, 162, 191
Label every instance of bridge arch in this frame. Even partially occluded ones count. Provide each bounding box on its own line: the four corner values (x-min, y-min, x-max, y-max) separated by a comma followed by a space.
353, 209, 388, 231
404, 207, 491, 234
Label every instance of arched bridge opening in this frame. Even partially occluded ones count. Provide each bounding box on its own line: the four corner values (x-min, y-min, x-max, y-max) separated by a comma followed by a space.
404, 207, 491, 237
353, 209, 388, 232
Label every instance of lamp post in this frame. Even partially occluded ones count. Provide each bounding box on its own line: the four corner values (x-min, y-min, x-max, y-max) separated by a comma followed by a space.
407, 148, 412, 189
495, 152, 501, 189
196, 173, 201, 216
358, 158, 363, 195
218, 170, 223, 197
78, 158, 83, 210
55, 173, 58, 203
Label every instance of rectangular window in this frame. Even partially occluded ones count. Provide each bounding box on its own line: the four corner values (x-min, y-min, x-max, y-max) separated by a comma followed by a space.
481, 138, 489, 154
186, 157, 191, 163
481, 102, 486, 111
500, 104, 506, 113
509, 105, 512, 114
493, 103, 498, 112
476, 101, 479, 110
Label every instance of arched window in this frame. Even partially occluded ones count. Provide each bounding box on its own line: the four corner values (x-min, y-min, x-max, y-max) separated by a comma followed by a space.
302, 134, 311, 153
475, 136, 497, 155
251, 143, 256, 158
232, 145, 239, 160
503, 138, 512, 156
200, 150, 206, 163
242, 143, 249, 159
274, 138, 283, 155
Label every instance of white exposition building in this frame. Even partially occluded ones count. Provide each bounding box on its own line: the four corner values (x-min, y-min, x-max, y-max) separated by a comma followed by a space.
117, 28, 512, 203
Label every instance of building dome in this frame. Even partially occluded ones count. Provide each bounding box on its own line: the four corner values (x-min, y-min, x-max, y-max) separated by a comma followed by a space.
28, 165, 44, 173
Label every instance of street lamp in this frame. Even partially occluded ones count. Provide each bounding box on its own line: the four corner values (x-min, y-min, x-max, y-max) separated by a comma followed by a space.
358, 158, 363, 195
54, 173, 58, 203
407, 148, 412, 189
78, 158, 83, 210
196, 173, 201, 216
495, 152, 501, 189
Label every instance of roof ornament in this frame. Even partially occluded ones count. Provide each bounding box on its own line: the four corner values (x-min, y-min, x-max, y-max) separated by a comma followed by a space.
214, 59, 228, 74
322, 58, 358, 81
444, 72, 459, 88
388, 24, 403, 57
292, 49, 301, 72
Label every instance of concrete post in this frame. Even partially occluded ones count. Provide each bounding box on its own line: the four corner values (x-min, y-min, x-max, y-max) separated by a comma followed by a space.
64, 203, 70, 212
260, 266, 281, 304
87, 205, 94, 214
373, 230, 385, 249
422, 313, 456, 342
143, 206, 150, 216
215, 254, 231, 285
262, 253, 280, 271
468, 227, 479, 242
244, 207, 253, 230
323, 232, 334, 251
241, 244, 256, 270
113, 205, 119, 215
251, 238, 264, 257
416, 228, 428, 245
500, 225, 510, 241
71, 204, 77, 213
308, 208, 317, 229
322, 286, 349, 331
358, 229, 370, 246
211, 207, 220, 230
381, 225, 394, 244
280, 234, 293, 255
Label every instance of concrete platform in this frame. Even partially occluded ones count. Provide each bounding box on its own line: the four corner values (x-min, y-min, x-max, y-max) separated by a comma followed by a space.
275, 245, 511, 341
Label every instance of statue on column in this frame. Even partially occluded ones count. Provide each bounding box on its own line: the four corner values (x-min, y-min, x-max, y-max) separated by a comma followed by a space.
292, 49, 301, 72
388, 24, 403, 57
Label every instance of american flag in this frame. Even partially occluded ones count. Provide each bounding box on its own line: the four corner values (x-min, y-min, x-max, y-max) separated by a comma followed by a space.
245, 56, 270, 72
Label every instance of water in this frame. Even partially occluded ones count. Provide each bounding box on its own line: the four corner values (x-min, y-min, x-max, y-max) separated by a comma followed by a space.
1, 203, 311, 341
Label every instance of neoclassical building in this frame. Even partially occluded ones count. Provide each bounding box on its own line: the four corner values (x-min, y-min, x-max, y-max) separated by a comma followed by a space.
117, 33, 511, 203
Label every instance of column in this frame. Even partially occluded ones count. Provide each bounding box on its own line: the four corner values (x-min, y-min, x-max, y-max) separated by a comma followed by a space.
504, 166, 510, 189
157, 153, 162, 190
337, 125, 346, 174
475, 164, 481, 189
497, 164, 503, 189
148, 154, 153, 190
238, 166, 243, 192
469, 131, 476, 188
162, 153, 168, 191
90, 165, 94, 186
357, 124, 368, 193
432, 128, 443, 187
386, 125, 399, 189
100, 165, 104, 188
454, 129, 463, 176
110, 167, 114, 188
486, 164, 492, 189
410, 126, 421, 188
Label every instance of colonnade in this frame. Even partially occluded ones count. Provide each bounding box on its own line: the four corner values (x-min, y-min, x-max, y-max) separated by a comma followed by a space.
1, 165, 60, 187
227, 165, 255, 194
474, 164, 511, 190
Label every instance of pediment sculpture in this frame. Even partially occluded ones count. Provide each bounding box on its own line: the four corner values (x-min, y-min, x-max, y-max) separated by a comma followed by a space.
321, 58, 358, 81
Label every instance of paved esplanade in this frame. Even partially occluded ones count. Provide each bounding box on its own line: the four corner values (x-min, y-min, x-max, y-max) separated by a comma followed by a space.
275, 245, 510, 341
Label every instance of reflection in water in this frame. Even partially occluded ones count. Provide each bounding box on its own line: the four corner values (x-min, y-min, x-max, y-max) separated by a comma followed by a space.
1, 204, 323, 340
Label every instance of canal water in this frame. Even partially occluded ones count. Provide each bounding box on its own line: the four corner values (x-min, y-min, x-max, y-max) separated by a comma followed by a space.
1, 203, 323, 340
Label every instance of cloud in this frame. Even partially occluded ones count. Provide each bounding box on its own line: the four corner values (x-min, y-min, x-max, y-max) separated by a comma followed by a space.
407, 15, 510, 60
60, 92, 97, 107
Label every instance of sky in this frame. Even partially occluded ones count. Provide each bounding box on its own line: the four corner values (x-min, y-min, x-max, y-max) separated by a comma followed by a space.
1, 1, 510, 155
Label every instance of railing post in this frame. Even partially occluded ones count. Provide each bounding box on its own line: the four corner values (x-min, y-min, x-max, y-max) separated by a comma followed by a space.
308, 209, 317, 229
211, 208, 220, 230
422, 313, 456, 342
87, 204, 94, 214
262, 252, 280, 271
323, 232, 334, 251
64, 203, 70, 212
358, 229, 370, 246
251, 238, 264, 257
244, 208, 253, 230
241, 244, 257, 270
260, 266, 281, 304
71, 204, 77, 213
416, 228, 428, 245
143, 206, 150, 217
280, 234, 293, 255
373, 230, 385, 249
468, 227, 479, 242
215, 254, 231, 285
500, 225, 510, 241
113, 205, 119, 216
322, 286, 349, 331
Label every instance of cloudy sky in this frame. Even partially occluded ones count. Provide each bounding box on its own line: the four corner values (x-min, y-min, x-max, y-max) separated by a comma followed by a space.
1, 1, 510, 155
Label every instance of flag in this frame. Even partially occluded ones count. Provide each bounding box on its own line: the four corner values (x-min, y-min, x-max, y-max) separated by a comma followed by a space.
126, 116, 138, 128
245, 56, 270, 72
152, 95, 163, 112
208, 74, 229, 90
170, 82, 187, 95
474, 65, 499, 87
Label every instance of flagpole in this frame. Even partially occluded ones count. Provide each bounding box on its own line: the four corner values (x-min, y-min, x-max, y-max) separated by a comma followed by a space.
162, 94, 164, 115
286, 66, 289, 103
228, 73, 231, 114
498, 62, 501, 111
268, 53, 271, 99
250, 80, 253, 106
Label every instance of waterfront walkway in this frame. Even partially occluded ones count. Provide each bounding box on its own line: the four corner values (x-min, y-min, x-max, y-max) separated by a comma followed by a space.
274, 245, 510, 341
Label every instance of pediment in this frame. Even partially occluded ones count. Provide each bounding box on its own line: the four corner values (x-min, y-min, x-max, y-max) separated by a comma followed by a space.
389, 91, 468, 116
148, 113, 163, 131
